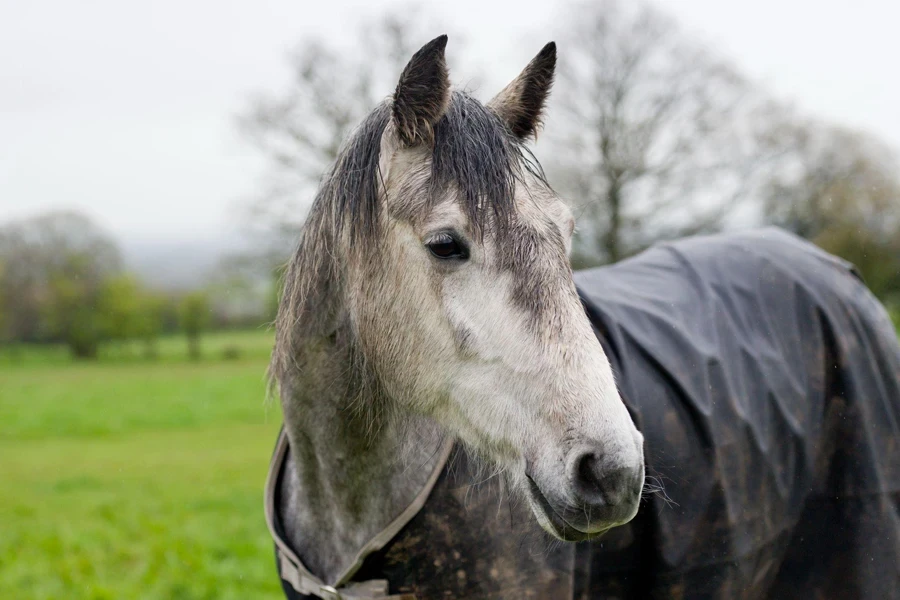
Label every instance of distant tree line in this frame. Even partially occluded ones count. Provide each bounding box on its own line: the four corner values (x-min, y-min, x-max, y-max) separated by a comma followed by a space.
238, 0, 900, 313
0, 212, 227, 360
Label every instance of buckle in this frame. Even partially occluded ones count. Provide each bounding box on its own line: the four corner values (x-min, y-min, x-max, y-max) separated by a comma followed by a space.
319, 584, 342, 599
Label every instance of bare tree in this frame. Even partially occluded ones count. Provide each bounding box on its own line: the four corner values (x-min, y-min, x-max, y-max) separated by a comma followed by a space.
762, 122, 900, 301
546, 0, 779, 265
238, 8, 462, 263
763, 123, 900, 237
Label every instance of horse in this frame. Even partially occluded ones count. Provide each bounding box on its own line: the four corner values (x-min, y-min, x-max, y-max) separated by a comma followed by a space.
266, 36, 900, 599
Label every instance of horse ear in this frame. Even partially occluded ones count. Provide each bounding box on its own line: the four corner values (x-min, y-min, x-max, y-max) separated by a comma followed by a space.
392, 35, 451, 146
488, 42, 556, 140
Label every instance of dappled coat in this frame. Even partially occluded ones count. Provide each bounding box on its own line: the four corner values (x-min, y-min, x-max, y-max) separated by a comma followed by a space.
270, 228, 900, 599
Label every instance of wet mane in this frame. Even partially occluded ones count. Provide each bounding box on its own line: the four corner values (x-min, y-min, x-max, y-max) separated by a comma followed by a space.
329, 90, 545, 243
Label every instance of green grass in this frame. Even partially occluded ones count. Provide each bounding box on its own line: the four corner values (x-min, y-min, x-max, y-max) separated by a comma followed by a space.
0, 330, 284, 599
0, 328, 276, 367
1, 359, 276, 441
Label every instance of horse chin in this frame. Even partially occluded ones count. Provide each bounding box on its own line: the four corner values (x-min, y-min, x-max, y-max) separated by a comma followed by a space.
525, 476, 609, 542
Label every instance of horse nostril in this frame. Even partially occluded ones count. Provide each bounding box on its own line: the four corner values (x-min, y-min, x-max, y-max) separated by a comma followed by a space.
576, 452, 602, 497
572, 450, 637, 507
573, 451, 612, 503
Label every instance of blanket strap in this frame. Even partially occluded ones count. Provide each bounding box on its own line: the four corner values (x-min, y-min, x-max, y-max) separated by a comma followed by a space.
265, 428, 454, 600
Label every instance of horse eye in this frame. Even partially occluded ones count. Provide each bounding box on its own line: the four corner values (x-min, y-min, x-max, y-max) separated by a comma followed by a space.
426, 234, 469, 260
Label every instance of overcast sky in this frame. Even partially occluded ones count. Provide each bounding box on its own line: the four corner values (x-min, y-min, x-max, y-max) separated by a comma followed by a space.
2, 0, 897, 245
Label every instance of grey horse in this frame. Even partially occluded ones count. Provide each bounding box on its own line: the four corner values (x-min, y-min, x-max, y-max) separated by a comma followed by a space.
266, 36, 900, 599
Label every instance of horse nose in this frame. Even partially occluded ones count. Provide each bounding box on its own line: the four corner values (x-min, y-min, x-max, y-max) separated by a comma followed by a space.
568, 447, 642, 507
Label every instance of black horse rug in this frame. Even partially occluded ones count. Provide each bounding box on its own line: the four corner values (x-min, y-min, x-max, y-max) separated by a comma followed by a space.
267, 227, 900, 599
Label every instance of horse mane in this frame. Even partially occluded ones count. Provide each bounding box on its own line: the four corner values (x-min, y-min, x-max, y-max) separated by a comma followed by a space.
270, 90, 548, 395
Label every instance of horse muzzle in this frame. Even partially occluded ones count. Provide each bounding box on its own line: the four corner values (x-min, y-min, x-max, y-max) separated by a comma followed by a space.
525, 439, 644, 541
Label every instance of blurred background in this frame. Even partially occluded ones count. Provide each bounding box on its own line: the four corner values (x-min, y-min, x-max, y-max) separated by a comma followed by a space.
2, 0, 899, 598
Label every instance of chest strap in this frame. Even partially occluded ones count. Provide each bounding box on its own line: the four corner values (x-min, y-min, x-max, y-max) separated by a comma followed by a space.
264, 428, 455, 600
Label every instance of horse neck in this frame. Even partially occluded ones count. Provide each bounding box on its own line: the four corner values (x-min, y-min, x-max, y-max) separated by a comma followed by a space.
277, 332, 446, 585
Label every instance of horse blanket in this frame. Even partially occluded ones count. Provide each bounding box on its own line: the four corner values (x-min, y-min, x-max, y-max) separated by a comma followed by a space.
269, 227, 900, 599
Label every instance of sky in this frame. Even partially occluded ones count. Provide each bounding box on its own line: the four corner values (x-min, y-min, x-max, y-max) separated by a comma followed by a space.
2, 0, 898, 247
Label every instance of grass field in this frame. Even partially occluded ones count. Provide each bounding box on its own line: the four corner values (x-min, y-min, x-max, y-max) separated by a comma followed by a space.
3, 317, 899, 600
0, 330, 284, 600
